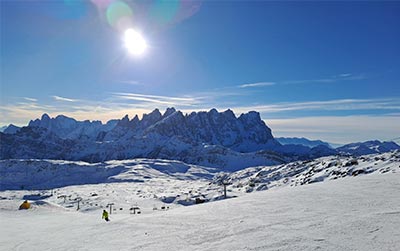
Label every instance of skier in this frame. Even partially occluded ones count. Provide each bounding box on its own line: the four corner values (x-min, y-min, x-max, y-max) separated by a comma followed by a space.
102, 209, 110, 222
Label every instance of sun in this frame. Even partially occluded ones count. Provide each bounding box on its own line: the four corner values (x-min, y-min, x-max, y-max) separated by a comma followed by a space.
123, 29, 147, 55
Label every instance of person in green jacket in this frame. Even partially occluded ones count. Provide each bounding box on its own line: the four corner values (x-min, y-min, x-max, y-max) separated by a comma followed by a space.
102, 210, 110, 222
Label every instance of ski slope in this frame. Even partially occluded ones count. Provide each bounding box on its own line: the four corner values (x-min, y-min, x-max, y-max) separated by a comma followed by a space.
1, 172, 399, 251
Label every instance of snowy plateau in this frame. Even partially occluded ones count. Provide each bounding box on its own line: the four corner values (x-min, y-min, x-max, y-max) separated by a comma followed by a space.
0, 108, 400, 251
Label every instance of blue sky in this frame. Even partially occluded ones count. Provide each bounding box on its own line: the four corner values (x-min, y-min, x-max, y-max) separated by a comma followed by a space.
1, 0, 399, 143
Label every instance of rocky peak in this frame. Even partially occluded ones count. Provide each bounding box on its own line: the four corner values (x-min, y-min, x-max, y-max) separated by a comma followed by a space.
54, 115, 77, 128
222, 109, 236, 119
239, 111, 261, 123
29, 113, 51, 128
163, 107, 176, 118
209, 108, 218, 114
41, 113, 51, 121
116, 115, 130, 127
141, 109, 162, 128
129, 115, 140, 128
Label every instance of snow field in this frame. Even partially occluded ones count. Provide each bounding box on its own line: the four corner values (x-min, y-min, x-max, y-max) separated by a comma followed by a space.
1, 172, 399, 251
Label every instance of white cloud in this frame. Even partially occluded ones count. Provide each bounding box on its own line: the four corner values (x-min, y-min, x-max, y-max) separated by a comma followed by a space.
52, 96, 78, 102
238, 82, 276, 88
282, 73, 367, 85
230, 98, 400, 114
112, 92, 202, 106
23, 97, 38, 102
233, 73, 367, 88
118, 80, 141, 85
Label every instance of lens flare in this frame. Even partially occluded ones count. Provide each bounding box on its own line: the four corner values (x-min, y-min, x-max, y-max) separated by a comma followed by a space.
106, 0, 133, 31
123, 29, 147, 55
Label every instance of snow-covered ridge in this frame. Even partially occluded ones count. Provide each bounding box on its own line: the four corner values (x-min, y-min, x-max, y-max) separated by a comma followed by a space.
215, 150, 400, 194
1, 151, 398, 211
337, 140, 400, 155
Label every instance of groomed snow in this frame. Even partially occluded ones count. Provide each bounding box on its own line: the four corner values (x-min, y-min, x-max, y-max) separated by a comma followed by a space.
1, 172, 399, 251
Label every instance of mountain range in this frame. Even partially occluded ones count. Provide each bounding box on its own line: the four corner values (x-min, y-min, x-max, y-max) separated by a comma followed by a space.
1, 108, 399, 171
276, 137, 334, 148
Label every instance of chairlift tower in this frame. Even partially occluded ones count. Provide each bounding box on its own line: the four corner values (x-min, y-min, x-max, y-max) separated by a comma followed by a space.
106, 203, 114, 214
222, 180, 231, 198
75, 197, 82, 211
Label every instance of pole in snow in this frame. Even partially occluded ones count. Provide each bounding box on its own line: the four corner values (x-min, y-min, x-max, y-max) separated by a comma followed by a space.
107, 203, 114, 214
222, 181, 231, 198
75, 197, 82, 211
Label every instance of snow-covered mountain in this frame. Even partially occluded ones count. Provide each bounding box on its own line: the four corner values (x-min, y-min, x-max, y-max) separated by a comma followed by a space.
276, 137, 332, 148
336, 140, 400, 156
24, 108, 278, 151
28, 114, 117, 140
0, 108, 321, 170
1, 108, 398, 170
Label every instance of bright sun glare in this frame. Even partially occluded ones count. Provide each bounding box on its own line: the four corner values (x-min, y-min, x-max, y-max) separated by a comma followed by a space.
123, 29, 147, 56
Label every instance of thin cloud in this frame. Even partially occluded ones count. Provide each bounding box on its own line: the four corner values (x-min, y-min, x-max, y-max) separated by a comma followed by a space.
112, 92, 202, 106
236, 73, 367, 88
118, 80, 142, 85
239, 82, 276, 88
230, 98, 400, 114
282, 73, 367, 85
52, 96, 78, 102
23, 97, 38, 102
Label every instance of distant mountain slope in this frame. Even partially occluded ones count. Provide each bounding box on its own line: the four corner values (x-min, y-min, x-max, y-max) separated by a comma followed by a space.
337, 140, 400, 156
276, 137, 333, 148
